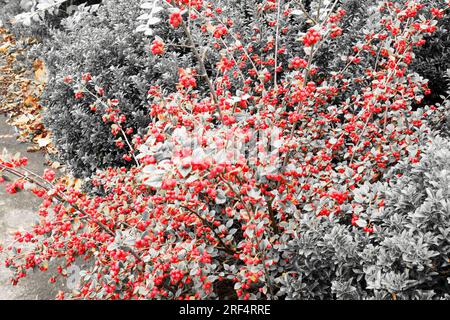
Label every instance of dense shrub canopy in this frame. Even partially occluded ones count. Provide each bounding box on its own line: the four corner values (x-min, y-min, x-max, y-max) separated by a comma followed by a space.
280, 135, 450, 299
0, 0, 449, 300
37, 0, 154, 177
12, 0, 450, 178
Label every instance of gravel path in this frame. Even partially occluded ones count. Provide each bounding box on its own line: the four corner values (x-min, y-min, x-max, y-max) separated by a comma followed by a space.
0, 116, 62, 299
0, 27, 65, 300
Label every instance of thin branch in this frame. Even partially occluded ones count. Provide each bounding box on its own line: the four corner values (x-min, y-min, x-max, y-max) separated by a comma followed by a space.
0, 163, 143, 263
65, 82, 140, 167
273, 0, 283, 90
178, 14, 224, 123
293, 0, 317, 24
181, 205, 237, 255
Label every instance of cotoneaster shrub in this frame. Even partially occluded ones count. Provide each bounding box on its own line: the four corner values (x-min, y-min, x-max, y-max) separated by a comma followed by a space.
305, 0, 450, 110
39, 0, 252, 178
37, 0, 450, 178
0, 0, 449, 300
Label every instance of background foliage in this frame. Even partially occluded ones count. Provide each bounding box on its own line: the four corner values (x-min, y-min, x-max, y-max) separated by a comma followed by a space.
0, 0, 449, 300
279, 134, 450, 299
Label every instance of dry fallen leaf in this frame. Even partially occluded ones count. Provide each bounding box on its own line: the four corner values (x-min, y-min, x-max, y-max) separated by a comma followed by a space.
37, 137, 52, 148
0, 29, 54, 153
26, 145, 41, 153
0, 42, 11, 53
33, 59, 47, 85
50, 161, 61, 169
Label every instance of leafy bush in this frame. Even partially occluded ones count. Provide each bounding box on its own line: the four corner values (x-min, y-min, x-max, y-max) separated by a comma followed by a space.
429, 70, 450, 134
279, 134, 450, 300
38, 0, 223, 177
311, 0, 450, 108
7, 0, 450, 179
0, 0, 449, 300
35, 0, 450, 178
412, 10, 450, 105
0, 2, 43, 40
37, 0, 154, 177
0, 0, 95, 39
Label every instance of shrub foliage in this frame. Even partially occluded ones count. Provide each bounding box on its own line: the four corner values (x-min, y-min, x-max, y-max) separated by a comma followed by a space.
280, 135, 450, 299
0, 0, 449, 300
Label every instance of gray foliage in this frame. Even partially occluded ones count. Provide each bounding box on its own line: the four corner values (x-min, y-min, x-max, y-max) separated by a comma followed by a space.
278, 135, 450, 300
